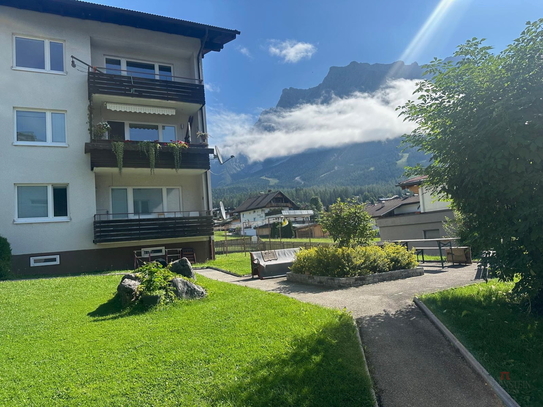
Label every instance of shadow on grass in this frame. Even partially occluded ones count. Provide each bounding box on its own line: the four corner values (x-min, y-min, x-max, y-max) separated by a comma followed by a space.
209, 316, 375, 407
87, 293, 155, 321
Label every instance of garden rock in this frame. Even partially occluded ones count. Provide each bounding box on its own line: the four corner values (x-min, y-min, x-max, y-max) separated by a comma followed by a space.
170, 257, 195, 279
117, 273, 141, 307
170, 278, 206, 300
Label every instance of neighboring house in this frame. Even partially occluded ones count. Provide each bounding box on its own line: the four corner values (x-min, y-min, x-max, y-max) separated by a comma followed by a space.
233, 191, 299, 235
254, 209, 314, 238
293, 223, 328, 239
366, 176, 454, 241
1, 0, 239, 275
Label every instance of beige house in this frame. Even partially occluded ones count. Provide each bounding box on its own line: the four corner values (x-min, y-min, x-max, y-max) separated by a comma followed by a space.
366, 176, 454, 242
1, 0, 238, 275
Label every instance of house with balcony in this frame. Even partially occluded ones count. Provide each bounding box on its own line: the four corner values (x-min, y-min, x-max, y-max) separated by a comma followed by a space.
0, 0, 239, 275
233, 191, 299, 236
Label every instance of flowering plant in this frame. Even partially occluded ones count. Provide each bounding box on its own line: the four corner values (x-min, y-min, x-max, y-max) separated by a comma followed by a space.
167, 140, 189, 171
93, 122, 111, 139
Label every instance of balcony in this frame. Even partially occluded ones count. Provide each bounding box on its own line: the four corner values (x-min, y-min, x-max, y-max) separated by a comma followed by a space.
88, 71, 205, 106
94, 211, 214, 244
84, 141, 213, 171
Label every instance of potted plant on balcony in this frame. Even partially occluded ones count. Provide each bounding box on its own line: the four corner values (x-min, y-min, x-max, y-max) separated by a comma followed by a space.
196, 131, 209, 145
93, 122, 111, 140
167, 140, 189, 171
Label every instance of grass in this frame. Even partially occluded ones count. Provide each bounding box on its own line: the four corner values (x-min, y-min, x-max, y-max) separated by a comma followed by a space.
196, 252, 253, 276
0, 274, 375, 406
420, 281, 543, 407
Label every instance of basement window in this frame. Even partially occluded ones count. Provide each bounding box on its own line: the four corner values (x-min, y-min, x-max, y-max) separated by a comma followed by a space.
30, 255, 60, 267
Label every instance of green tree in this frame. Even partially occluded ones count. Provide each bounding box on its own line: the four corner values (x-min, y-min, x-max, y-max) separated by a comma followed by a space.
400, 20, 543, 311
320, 198, 375, 248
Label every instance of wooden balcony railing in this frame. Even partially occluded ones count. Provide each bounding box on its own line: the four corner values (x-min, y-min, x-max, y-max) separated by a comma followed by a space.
94, 211, 214, 244
84, 141, 213, 170
88, 71, 205, 105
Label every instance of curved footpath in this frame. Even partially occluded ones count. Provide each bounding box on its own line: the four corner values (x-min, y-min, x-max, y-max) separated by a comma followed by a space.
197, 263, 503, 406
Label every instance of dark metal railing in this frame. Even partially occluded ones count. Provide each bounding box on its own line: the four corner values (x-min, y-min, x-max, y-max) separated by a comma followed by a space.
88, 70, 205, 104
94, 211, 213, 244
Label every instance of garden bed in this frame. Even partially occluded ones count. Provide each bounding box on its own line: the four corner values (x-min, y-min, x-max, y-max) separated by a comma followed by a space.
286, 267, 424, 288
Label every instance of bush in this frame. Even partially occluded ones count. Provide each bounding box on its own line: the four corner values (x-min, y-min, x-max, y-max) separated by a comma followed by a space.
291, 244, 417, 277
382, 243, 418, 271
135, 262, 178, 304
0, 235, 12, 280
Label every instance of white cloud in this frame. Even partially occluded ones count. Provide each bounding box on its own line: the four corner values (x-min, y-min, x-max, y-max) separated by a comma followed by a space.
204, 83, 220, 93
268, 40, 317, 63
206, 79, 418, 162
237, 46, 252, 58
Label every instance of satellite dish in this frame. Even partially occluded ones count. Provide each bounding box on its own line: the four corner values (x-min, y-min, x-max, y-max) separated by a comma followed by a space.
220, 201, 227, 220
214, 146, 235, 165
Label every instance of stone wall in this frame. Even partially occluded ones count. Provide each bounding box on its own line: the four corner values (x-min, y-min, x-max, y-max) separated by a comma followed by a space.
286, 267, 424, 288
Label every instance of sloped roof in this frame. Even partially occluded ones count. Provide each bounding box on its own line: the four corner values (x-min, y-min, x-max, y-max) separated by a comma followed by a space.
365, 195, 420, 218
1, 0, 239, 54
234, 191, 297, 213
397, 175, 428, 188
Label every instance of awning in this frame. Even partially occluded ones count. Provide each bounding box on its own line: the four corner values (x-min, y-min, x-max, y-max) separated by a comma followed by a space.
105, 103, 176, 115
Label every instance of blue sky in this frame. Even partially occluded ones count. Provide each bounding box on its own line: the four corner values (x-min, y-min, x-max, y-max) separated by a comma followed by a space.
93, 0, 543, 159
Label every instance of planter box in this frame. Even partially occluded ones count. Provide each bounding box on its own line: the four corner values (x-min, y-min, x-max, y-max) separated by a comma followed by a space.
286, 267, 424, 288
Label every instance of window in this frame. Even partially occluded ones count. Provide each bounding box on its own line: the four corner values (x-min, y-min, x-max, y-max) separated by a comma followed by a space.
105, 57, 172, 80
16, 185, 68, 222
128, 123, 176, 142
14, 36, 64, 73
111, 187, 181, 218
423, 229, 441, 239
15, 109, 66, 145
30, 255, 60, 267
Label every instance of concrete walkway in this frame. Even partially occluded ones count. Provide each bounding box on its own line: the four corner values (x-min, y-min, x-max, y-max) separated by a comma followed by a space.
197, 263, 503, 407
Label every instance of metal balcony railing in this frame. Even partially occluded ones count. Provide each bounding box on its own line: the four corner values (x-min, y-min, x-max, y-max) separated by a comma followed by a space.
88, 69, 205, 104
93, 211, 213, 243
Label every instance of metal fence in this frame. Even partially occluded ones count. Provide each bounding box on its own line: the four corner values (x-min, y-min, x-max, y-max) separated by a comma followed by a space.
214, 237, 333, 255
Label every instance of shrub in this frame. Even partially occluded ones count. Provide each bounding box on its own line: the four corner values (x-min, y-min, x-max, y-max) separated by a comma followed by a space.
291, 244, 417, 277
135, 262, 178, 304
0, 235, 12, 280
382, 243, 418, 271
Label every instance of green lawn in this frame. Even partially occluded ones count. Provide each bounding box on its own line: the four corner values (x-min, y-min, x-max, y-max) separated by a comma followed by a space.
196, 252, 252, 276
420, 281, 543, 407
0, 274, 375, 406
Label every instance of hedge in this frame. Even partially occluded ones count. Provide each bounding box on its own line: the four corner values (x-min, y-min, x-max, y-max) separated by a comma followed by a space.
291, 244, 417, 277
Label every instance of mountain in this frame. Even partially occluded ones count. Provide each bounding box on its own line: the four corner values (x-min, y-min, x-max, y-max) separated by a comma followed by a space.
276, 60, 423, 109
211, 61, 427, 204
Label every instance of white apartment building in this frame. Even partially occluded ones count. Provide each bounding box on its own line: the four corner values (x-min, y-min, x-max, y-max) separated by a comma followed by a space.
0, 0, 239, 275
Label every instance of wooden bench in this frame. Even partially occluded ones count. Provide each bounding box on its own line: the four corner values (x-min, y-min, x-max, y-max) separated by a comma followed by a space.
250, 248, 300, 279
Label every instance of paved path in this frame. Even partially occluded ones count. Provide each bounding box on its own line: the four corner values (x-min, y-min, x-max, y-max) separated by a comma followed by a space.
197, 263, 503, 407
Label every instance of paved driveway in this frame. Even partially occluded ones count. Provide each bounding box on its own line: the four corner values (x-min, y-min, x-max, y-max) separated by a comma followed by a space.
197, 263, 503, 407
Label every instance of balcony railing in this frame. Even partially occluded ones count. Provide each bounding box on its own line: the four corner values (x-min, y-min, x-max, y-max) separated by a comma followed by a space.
84, 141, 213, 170
94, 211, 213, 244
88, 70, 205, 105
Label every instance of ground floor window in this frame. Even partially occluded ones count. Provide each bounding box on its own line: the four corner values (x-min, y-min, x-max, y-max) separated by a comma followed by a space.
16, 184, 68, 221
423, 229, 440, 239
111, 187, 181, 218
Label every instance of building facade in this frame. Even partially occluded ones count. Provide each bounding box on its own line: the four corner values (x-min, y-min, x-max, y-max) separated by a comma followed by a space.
0, 0, 238, 275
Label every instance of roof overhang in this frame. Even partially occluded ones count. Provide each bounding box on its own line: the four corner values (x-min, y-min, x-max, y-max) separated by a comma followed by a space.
1, 0, 240, 54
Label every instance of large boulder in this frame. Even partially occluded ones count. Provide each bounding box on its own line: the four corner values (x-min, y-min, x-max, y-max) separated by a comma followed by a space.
170, 278, 206, 300
117, 273, 141, 307
170, 257, 195, 279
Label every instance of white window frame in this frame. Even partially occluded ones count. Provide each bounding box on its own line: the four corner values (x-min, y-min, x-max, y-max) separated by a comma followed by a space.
14, 108, 68, 146
13, 35, 66, 74
110, 186, 183, 218
104, 56, 173, 80
125, 122, 177, 142
15, 184, 70, 223
30, 255, 60, 267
